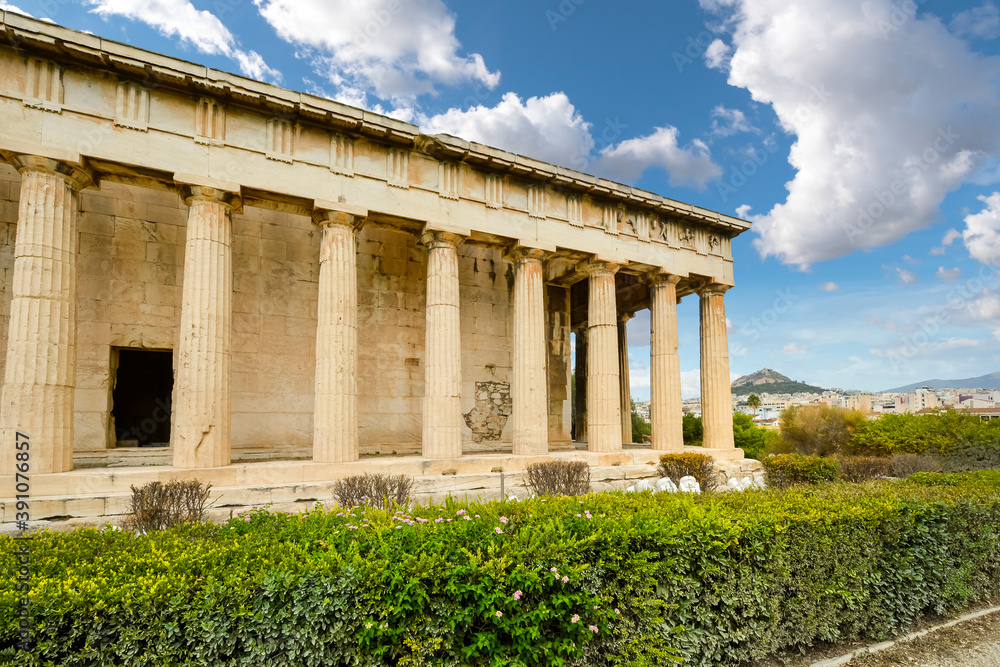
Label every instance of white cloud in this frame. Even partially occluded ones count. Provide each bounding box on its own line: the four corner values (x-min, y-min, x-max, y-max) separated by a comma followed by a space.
819, 281, 840, 292
87, 0, 280, 82
591, 127, 722, 189
253, 0, 498, 101
783, 342, 809, 353
936, 266, 962, 282
896, 268, 918, 285
950, 3, 1000, 40
0, 2, 30, 15
902, 254, 921, 265
702, 0, 1000, 268
421, 93, 721, 187
930, 227, 962, 255
704, 38, 731, 69
962, 192, 1000, 265
709, 105, 756, 137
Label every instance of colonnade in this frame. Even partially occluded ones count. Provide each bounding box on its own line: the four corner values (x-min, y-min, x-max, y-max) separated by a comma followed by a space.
0, 155, 735, 475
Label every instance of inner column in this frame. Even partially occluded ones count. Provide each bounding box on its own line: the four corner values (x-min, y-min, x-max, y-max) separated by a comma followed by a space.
172, 185, 240, 469
511, 247, 548, 455
699, 283, 736, 451
420, 230, 465, 459
0, 155, 91, 475
650, 273, 683, 450
585, 261, 621, 453
618, 311, 634, 444
313, 208, 364, 463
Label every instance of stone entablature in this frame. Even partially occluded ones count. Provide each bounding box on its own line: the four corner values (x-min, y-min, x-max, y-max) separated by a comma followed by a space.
0, 11, 743, 288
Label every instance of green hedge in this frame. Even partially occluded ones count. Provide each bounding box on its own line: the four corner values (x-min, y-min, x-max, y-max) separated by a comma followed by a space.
4, 472, 1000, 666
761, 453, 841, 487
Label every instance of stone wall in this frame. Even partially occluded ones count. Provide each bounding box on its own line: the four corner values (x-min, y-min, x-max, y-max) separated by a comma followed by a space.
0, 165, 575, 455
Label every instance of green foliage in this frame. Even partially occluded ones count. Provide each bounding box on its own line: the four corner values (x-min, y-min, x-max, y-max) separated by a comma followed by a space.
779, 405, 867, 456
837, 456, 893, 483
630, 399, 651, 444
682, 413, 703, 446
747, 394, 761, 412
733, 413, 770, 460
762, 453, 841, 488
656, 452, 719, 491
4, 473, 1000, 666
849, 410, 1000, 461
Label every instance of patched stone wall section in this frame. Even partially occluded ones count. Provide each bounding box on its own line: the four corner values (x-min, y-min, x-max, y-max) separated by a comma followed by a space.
75, 182, 186, 452
230, 207, 318, 449
464, 380, 512, 443
458, 245, 514, 446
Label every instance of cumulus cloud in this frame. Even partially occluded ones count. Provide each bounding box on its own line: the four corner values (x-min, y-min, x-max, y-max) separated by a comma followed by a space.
950, 3, 1000, 40
962, 192, 1000, 265
783, 342, 808, 353
937, 266, 962, 282
702, 0, 1000, 268
421, 93, 721, 187
709, 105, 757, 137
253, 0, 498, 101
87, 0, 280, 82
0, 2, 30, 15
819, 282, 840, 292
930, 228, 962, 255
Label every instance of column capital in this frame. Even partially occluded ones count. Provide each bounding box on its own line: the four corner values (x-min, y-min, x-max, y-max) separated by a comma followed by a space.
697, 283, 731, 298
582, 260, 621, 277
420, 229, 466, 250
618, 311, 635, 324
649, 271, 682, 287
313, 199, 368, 230
6, 154, 93, 190
508, 245, 548, 264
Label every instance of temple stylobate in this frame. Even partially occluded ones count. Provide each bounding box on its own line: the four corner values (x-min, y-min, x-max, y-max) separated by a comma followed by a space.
0, 12, 749, 489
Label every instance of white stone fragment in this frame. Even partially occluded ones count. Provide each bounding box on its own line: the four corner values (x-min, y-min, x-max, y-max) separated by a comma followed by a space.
679, 476, 700, 493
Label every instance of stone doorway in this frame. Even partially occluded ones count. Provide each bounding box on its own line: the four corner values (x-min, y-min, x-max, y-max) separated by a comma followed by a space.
111, 348, 173, 447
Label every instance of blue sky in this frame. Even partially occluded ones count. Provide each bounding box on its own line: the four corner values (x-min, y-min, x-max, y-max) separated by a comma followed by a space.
4, 0, 1000, 398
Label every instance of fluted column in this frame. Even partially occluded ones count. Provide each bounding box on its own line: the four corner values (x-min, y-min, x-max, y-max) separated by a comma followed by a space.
172, 185, 240, 468
313, 208, 364, 463
420, 231, 465, 459
511, 247, 548, 455
650, 274, 683, 451
699, 284, 735, 450
618, 312, 634, 444
0, 156, 91, 475
585, 261, 621, 453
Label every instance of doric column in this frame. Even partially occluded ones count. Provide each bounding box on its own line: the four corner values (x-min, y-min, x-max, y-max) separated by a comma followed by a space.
172, 184, 240, 469
573, 326, 587, 443
420, 230, 465, 459
0, 155, 92, 475
618, 311, 634, 444
699, 284, 735, 450
650, 274, 683, 451
312, 205, 365, 463
585, 261, 621, 453
511, 247, 548, 455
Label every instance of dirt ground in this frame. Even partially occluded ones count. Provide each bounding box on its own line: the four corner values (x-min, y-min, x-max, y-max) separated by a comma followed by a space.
844, 610, 1000, 667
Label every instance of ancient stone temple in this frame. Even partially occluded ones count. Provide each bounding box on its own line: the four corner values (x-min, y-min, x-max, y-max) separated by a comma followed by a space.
0, 13, 752, 520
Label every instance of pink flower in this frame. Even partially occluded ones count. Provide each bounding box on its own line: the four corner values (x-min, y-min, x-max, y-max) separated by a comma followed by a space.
456, 509, 466, 516
496, 611, 503, 618
495, 527, 503, 534
550, 567, 558, 573
571, 614, 580, 624
513, 590, 523, 601
589, 625, 598, 633
434, 518, 444, 523
499, 516, 508, 524
614, 608, 621, 615
561, 576, 568, 583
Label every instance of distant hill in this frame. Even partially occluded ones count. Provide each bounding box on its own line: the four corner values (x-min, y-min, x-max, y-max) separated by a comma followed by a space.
731, 368, 825, 396
884, 372, 1000, 393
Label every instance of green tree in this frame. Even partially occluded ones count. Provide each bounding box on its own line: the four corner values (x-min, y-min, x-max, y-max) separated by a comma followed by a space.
747, 394, 761, 415
631, 399, 651, 443
682, 413, 703, 446
779, 404, 867, 456
733, 413, 769, 459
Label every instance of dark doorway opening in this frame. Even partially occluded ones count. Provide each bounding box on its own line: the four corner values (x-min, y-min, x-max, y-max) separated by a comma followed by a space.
112, 349, 173, 447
